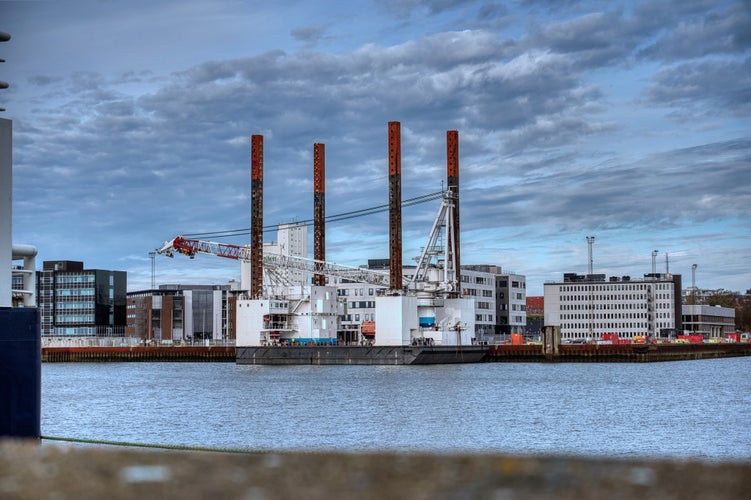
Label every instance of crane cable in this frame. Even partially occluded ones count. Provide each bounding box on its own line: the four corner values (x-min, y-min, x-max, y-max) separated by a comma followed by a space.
182, 190, 444, 239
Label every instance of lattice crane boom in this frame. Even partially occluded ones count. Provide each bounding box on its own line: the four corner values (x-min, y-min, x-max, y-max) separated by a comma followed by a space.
157, 236, 406, 288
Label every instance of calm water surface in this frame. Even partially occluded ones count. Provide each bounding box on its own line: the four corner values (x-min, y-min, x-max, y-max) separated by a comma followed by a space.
41, 358, 751, 460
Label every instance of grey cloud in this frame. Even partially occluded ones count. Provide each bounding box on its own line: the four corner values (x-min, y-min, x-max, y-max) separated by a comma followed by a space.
140, 29, 602, 167
291, 25, 329, 47
638, 3, 751, 60
522, 1, 750, 73
501, 113, 616, 153
376, 0, 476, 18
453, 136, 751, 250
477, 3, 509, 22
523, 9, 649, 69
521, 0, 609, 11
644, 57, 751, 117
27, 75, 58, 86
632, 0, 733, 26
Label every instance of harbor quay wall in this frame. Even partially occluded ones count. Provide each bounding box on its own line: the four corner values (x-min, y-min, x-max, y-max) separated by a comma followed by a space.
42, 346, 235, 362
39, 343, 751, 363
487, 343, 751, 362
2, 439, 750, 500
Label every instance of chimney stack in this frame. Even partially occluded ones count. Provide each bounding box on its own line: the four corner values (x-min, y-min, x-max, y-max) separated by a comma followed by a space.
250, 135, 264, 299
446, 130, 460, 286
388, 122, 402, 291
313, 143, 326, 286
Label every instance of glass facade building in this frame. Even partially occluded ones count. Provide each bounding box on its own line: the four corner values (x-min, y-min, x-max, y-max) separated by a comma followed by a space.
126, 284, 237, 343
37, 260, 127, 336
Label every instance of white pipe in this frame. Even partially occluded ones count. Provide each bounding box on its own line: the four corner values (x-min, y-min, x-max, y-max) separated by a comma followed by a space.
11, 244, 37, 306
12, 244, 37, 258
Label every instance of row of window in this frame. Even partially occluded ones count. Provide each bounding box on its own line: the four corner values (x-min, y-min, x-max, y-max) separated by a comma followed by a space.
54, 314, 95, 323
55, 301, 95, 310
561, 294, 657, 302
561, 301, 674, 311
341, 313, 373, 322
559, 283, 673, 292
562, 303, 648, 311
348, 301, 376, 309
337, 288, 376, 297
50, 275, 96, 284
38, 288, 96, 297
561, 322, 675, 331
562, 312, 658, 320
51, 327, 98, 335
460, 276, 495, 285
46, 325, 126, 336
561, 322, 648, 332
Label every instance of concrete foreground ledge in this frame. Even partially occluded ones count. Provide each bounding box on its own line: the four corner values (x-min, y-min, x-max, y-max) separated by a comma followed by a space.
1, 440, 750, 499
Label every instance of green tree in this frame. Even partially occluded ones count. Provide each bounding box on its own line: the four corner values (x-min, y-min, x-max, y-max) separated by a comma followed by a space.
737, 290, 751, 332
705, 290, 738, 308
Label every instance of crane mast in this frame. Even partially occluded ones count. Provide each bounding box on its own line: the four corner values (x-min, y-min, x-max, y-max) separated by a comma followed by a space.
410, 188, 458, 294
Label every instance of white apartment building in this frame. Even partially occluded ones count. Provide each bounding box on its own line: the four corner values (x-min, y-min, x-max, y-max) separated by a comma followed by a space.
460, 266, 497, 338
334, 262, 524, 343
544, 273, 683, 341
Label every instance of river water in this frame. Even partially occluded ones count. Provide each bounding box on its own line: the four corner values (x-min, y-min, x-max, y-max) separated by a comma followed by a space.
41, 357, 751, 461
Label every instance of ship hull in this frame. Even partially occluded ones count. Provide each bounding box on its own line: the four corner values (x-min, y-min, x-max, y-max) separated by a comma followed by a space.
236, 345, 489, 365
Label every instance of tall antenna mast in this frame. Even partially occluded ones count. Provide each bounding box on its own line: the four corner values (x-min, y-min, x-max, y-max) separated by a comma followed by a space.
586, 236, 595, 275
651, 250, 659, 275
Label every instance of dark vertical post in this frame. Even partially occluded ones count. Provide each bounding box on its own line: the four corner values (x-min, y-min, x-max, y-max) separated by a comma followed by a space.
447, 130, 460, 291
0, 308, 41, 439
250, 135, 264, 299
313, 143, 326, 286
388, 121, 402, 291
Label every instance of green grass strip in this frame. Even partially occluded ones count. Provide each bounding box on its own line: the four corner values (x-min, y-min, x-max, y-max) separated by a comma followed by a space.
41, 435, 270, 455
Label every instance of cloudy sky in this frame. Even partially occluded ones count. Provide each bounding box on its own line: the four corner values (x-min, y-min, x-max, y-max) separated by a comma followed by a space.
3, 0, 749, 295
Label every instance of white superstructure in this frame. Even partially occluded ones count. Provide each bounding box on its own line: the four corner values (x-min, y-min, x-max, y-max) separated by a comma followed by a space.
237, 285, 339, 345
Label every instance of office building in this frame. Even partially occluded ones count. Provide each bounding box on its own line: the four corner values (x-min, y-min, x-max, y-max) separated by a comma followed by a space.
544, 272, 683, 341
682, 304, 735, 338
494, 271, 527, 338
37, 260, 127, 336
127, 283, 238, 343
